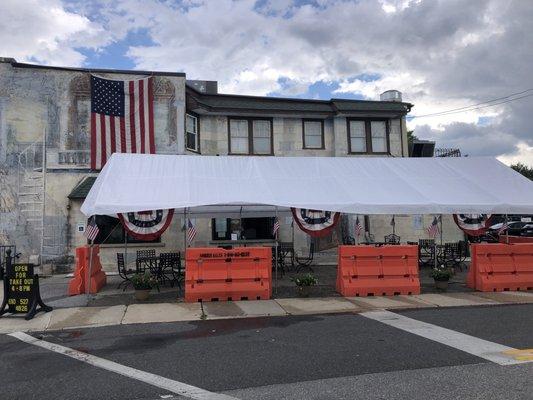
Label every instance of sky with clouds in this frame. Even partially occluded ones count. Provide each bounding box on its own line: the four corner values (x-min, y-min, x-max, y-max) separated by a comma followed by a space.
1, 0, 532, 165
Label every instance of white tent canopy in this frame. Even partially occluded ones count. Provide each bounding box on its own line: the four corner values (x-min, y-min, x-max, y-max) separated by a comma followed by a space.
81, 153, 533, 217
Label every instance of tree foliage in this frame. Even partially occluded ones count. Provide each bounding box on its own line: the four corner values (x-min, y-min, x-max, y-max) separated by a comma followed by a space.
511, 163, 533, 180
407, 130, 418, 146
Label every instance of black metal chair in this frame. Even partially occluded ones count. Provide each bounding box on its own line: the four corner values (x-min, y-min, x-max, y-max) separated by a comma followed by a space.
136, 249, 156, 274
418, 239, 436, 267
116, 253, 134, 290
384, 234, 401, 245
437, 242, 466, 271
295, 242, 315, 273
160, 252, 182, 288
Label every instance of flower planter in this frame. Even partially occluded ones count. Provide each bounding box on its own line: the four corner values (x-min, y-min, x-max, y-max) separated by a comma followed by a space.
434, 279, 449, 291
296, 286, 312, 297
134, 289, 151, 301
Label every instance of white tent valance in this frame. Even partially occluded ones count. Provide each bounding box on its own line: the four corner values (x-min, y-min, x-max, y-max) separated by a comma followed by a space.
81, 153, 533, 217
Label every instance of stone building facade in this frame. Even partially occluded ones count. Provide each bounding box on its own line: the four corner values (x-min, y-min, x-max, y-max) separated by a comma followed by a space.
0, 58, 463, 271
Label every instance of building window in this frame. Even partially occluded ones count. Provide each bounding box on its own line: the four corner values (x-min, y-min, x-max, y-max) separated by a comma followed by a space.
229, 118, 273, 155
212, 217, 275, 240
90, 215, 160, 245
186, 114, 199, 152
303, 119, 324, 149
371, 121, 387, 153
347, 119, 389, 154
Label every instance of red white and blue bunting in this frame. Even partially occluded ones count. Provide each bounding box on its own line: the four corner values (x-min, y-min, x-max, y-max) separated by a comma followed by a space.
118, 209, 174, 240
453, 214, 493, 236
291, 208, 341, 237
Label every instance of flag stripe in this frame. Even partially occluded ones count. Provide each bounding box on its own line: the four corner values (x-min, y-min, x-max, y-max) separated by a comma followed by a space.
100, 114, 107, 169
110, 115, 116, 154
119, 115, 126, 153
129, 80, 137, 153
134, 81, 141, 153
139, 79, 146, 153
148, 77, 155, 153
90, 113, 97, 170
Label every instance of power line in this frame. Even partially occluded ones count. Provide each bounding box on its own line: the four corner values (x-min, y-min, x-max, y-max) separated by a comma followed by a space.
409, 88, 533, 119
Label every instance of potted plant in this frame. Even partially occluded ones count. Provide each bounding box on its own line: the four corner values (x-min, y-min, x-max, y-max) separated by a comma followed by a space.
131, 273, 157, 301
430, 266, 453, 291
292, 273, 318, 297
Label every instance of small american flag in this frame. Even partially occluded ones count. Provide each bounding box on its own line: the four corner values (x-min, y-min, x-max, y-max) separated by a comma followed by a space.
427, 216, 440, 238
498, 221, 508, 235
187, 219, 197, 245
355, 216, 363, 237
90, 75, 155, 170
272, 217, 280, 237
85, 217, 100, 242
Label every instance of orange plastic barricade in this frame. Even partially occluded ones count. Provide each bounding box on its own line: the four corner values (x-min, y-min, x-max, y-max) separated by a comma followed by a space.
336, 245, 420, 297
498, 235, 533, 244
68, 245, 107, 295
185, 247, 272, 302
467, 243, 533, 292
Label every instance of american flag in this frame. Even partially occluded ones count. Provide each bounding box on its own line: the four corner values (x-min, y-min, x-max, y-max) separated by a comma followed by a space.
90, 75, 155, 170
427, 216, 440, 238
272, 217, 280, 237
187, 219, 197, 245
355, 216, 363, 237
85, 217, 100, 242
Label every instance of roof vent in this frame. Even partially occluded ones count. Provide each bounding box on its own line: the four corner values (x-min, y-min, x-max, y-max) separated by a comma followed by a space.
380, 90, 402, 102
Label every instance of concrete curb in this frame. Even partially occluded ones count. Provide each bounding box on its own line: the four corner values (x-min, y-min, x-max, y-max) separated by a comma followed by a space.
1, 291, 532, 334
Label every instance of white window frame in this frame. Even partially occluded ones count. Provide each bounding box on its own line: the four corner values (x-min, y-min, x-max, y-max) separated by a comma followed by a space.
186, 113, 199, 152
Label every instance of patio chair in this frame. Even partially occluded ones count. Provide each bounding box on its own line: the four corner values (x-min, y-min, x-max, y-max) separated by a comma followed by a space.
418, 239, 436, 267
136, 249, 156, 274
160, 252, 182, 288
116, 253, 134, 291
384, 234, 401, 245
295, 242, 315, 273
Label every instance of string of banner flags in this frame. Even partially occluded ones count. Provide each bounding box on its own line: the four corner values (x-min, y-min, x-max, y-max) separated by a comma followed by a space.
85, 209, 498, 244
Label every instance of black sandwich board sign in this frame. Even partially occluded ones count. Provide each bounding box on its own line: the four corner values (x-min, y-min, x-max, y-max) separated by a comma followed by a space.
0, 250, 52, 320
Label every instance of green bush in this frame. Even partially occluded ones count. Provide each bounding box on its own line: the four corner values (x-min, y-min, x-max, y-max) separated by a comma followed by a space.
291, 273, 318, 287
430, 267, 453, 281
131, 272, 157, 290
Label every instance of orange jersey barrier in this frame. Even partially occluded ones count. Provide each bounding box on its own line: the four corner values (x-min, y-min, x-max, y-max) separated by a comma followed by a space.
336, 245, 420, 297
185, 247, 272, 302
68, 245, 107, 295
498, 235, 533, 244
467, 243, 533, 292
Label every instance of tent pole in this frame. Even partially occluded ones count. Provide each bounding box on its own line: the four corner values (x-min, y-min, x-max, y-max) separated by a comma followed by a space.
439, 214, 443, 246
124, 230, 129, 272
86, 216, 95, 302
183, 208, 187, 251
275, 206, 278, 296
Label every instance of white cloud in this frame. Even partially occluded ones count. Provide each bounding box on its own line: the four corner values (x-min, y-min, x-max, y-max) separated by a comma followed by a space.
1, 0, 532, 165
0, 0, 111, 66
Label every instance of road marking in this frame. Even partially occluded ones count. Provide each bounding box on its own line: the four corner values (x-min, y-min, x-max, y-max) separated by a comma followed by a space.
8, 331, 238, 400
360, 310, 532, 366
503, 349, 533, 361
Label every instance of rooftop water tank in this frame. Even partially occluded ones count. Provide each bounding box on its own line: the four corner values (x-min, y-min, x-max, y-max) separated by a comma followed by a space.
380, 90, 402, 102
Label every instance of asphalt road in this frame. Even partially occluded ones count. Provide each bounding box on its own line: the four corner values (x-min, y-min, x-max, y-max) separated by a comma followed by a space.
1, 304, 532, 400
